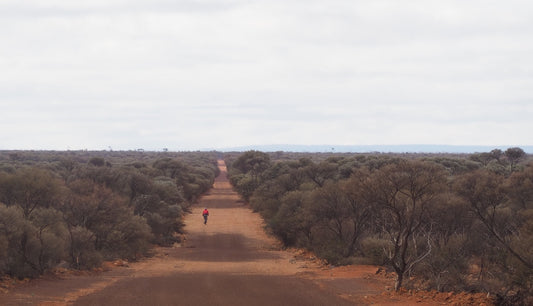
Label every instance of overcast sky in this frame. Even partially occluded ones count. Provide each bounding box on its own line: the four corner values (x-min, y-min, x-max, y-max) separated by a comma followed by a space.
1, 0, 532, 151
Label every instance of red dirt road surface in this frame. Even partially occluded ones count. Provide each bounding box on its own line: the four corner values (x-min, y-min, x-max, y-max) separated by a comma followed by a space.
0, 160, 492, 305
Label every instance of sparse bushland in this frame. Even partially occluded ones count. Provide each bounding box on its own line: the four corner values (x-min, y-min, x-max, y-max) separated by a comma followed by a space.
0, 150, 219, 278
226, 150, 533, 305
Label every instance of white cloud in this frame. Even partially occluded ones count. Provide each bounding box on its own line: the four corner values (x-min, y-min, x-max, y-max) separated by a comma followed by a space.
1, 0, 532, 150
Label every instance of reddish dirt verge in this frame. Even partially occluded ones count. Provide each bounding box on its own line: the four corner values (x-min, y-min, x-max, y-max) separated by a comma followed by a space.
0, 160, 494, 305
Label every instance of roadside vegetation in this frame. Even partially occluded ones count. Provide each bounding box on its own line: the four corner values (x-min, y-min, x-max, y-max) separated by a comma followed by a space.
0, 150, 219, 278
226, 148, 532, 305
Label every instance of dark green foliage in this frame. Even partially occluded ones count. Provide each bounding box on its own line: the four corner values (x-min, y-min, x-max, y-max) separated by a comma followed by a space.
0, 168, 61, 218
227, 148, 533, 303
230, 150, 271, 175
67, 225, 102, 270
359, 237, 389, 265
0, 150, 219, 278
228, 151, 272, 202
88, 157, 106, 167
505, 147, 526, 172
0, 205, 66, 278
269, 191, 311, 247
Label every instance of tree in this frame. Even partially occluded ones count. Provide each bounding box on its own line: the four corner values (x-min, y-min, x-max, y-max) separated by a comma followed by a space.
132, 193, 183, 246
490, 149, 503, 162
228, 152, 271, 203
505, 163, 533, 209
0, 204, 28, 277
230, 150, 271, 173
0, 168, 61, 218
61, 180, 151, 259
88, 157, 106, 167
269, 190, 312, 247
303, 161, 338, 187
454, 169, 533, 301
364, 160, 447, 291
66, 225, 101, 269
306, 177, 371, 261
29, 208, 67, 273
422, 193, 472, 291
307, 183, 354, 262
470, 152, 495, 167
455, 169, 533, 269
505, 147, 526, 172
342, 172, 373, 255
230, 150, 271, 182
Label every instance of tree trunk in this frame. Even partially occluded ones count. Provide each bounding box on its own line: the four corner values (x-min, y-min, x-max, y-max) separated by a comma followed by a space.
394, 272, 404, 291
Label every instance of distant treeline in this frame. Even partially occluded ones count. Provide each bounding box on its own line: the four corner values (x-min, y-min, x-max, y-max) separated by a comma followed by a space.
226, 148, 532, 305
0, 150, 219, 279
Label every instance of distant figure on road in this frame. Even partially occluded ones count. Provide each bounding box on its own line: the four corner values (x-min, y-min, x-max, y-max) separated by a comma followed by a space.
202, 208, 209, 225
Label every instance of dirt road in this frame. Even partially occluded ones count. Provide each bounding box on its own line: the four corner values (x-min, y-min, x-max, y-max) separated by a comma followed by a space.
73, 160, 357, 306
1, 160, 373, 305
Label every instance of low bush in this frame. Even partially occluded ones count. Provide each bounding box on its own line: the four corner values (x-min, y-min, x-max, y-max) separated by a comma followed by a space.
0, 150, 219, 278
227, 149, 533, 303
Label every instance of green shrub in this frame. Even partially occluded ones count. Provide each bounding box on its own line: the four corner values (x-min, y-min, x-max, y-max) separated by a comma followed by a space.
359, 237, 389, 266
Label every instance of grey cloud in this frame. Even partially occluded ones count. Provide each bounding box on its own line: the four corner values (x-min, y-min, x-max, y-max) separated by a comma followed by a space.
0, 0, 246, 18
1, 0, 532, 149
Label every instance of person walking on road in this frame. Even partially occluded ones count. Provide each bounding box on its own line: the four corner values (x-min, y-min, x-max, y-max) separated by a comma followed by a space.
202, 208, 209, 225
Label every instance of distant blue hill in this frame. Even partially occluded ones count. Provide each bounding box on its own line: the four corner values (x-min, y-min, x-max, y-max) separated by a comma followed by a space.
218, 144, 533, 154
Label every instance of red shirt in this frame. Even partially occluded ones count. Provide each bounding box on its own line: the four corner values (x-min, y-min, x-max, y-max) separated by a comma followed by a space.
203, 209, 209, 216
